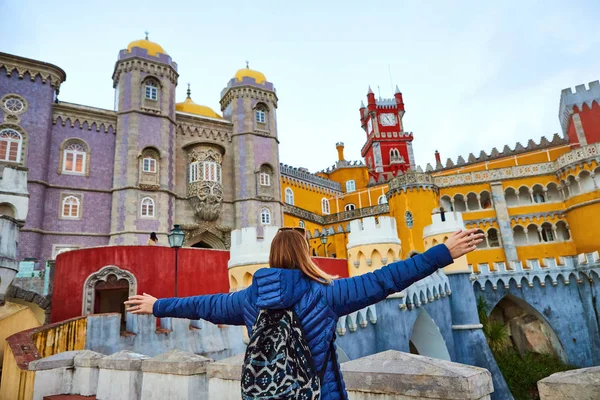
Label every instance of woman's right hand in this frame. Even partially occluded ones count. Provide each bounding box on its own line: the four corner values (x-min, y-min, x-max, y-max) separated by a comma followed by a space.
444, 229, 484, 259
124, 293, 157, 315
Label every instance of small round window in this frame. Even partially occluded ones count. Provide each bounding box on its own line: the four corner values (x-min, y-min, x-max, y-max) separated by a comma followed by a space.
4, 97, 24, 113
405, 211, 414, 228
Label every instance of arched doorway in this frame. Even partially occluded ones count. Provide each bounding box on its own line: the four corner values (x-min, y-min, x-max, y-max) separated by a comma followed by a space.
409, 309, 451, 360
83, 266, 137, 331
489, 295, 567, 362
187, 231, 226, 249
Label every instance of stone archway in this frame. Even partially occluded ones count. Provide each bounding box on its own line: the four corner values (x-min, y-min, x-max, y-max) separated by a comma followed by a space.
187, 230, 226, 250
82, 265, 137, 317
489, 294, 567, 362
409, 309, 451, 361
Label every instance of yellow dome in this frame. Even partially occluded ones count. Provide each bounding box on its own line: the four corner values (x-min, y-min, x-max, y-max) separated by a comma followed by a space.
127, 38, 167, 57
235, 67, 267, 84
176, 97, 222, 119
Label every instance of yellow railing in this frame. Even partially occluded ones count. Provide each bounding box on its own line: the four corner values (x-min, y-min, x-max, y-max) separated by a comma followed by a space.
0, 316, 87, 400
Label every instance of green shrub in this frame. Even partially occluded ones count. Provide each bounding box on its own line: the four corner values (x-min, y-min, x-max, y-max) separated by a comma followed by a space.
493, 349, 575, 400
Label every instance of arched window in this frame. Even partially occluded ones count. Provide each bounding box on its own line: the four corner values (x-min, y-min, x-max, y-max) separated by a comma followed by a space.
321, 198, 330, 215
140, 197, 155, 217
405, 211, 414, 228
145, 79, 159, 101
285, 188, 294, 205
378, 194, 387, 204
260, 208, 271, 225
255, 103, 268, 124
143, 157, 156, 173
541, 222, 555, 242
299, 220, 305, 229
346, 180, 356, 193
260, 172, 271, 186
0, 129, 22, 162
488, 228, 500, 247
63, 142, 87, 174
62, 196, 80, 219
345, 203, 356, 211
390, 148, 400, 160
532, 184, 546, 203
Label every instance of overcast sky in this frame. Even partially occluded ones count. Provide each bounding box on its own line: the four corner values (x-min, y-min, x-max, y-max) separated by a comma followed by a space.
2, 0, 599, 172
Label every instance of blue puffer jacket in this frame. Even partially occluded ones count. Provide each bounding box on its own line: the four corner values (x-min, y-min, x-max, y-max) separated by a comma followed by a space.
153, 244, 453, 400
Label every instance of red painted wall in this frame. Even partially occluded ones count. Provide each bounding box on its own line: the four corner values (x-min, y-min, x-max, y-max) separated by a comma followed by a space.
568, 102, 600, 146
51, 246, 350, 323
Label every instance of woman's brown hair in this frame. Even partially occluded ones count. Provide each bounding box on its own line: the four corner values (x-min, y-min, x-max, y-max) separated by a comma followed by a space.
269, 229, 337, 284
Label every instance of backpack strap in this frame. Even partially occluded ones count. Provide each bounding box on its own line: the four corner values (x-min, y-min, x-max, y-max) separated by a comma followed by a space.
317, 333, 342, 385
330, 333, 343, 392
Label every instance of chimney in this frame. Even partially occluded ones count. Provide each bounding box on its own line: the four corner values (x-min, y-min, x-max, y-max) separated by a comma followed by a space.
435, 150, 441, 165
336, 142, 345, 161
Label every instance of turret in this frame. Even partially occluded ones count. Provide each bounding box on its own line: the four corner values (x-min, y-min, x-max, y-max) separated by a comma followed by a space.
394, 85, 405, 114
220, 64, 282, 229
367, 86, 376, 112
346, 217, 401, 278
109, 35, 178, 245
336, 142, 345, 161
423, 209, 469, 275
228, 226, 279, 291
559, 80, 600, 147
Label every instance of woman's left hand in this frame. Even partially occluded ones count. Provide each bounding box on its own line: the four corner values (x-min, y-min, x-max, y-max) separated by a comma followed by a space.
124, 293, 157, 315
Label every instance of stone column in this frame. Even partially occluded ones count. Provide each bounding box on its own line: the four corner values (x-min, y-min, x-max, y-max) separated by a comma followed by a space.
72, 350, 104, 397
141, 349, 212, 400
490, 182, 518, 261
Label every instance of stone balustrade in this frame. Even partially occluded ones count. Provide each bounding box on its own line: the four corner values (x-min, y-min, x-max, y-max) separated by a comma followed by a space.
538, 366, 600, 400
470, 251, 600, 290
29, 349, 494, 400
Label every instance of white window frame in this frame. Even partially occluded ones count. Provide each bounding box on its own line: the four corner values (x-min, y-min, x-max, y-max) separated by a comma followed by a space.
141, 197, 155, 217
189, 161, 221, 183
260, 208, 271, 225
62, 196, 81, 219
321, 198, 330, 215
299, 220, 305, 228
260, 172, 271, 186
285, 187, 294, 205
346, 180, 356, 193
143, 157, 157, 173
541, 225, 555, 242
378, 195, 387, 204
256, 110, 266, 124
345, 203, 356, 211
145, 80, 158, 101
0, 129, 22, 163
405, 211, 414, 228
62, 144, 87, 174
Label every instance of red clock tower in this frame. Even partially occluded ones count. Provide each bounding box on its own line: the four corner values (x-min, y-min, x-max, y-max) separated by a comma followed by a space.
360, 86, 414, 179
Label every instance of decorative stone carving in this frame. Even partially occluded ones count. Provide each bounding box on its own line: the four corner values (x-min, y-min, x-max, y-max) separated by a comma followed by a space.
187, 147, 224, 221
181, 221, 232, 249
82, 265, 137, 316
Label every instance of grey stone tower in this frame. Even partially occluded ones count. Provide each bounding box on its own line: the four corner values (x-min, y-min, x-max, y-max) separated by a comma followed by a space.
220, 67, 282, 229
110, 38, 178, 245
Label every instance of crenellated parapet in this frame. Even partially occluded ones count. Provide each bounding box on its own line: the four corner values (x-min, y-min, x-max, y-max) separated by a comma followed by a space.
471, 251, 600, 290
227, 226, 279, 291
280, 163, 342, 193
387, 168, 437, 196
336, 305, 377, 336
398, 269, 451, 311
52, 102, 117, 134
435, 133, 567, 171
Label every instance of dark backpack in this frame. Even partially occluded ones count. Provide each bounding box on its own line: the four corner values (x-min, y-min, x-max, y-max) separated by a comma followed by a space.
241, 309, 333, 400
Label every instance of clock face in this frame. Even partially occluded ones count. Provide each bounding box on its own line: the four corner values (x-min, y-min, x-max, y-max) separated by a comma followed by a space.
380, 113, 397, 126
367, 118, 373, 133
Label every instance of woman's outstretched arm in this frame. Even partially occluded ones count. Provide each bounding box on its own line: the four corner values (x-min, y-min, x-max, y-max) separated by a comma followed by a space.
125, 289, 247, 326
325, 229, 482, 317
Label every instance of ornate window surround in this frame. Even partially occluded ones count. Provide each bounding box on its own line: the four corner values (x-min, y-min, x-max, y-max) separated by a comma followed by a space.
82, 265, 137, 316
0, 125, 27, 165
1, 94, 27, 116
58, 138, 91, 176
60, 193, 83, 220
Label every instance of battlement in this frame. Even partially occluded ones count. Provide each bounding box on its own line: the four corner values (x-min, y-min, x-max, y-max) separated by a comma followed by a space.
280, 163, 342, 192
423, 211, 465, 238
387, 168, 435, 194
347, 216, 400, 248
559, 80, 600, 136
376, 97, 396, 107
228, 226, 279, 268
471, 251, 600, 291
436, 133, 567, 171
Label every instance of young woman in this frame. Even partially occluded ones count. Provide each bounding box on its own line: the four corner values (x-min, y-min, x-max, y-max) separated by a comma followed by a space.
146, 232, 158, 246
126, 227, 483, 400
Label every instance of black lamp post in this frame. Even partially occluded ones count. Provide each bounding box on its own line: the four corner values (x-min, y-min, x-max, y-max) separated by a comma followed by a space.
168, 224, 185, 297
320, 230, 328, 257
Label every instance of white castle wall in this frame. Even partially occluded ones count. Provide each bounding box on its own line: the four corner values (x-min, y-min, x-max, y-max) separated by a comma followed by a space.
228, 226, 280, 268
423, 211, 465, 238
0, 167, 29, 221
347, 217, 400, 248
